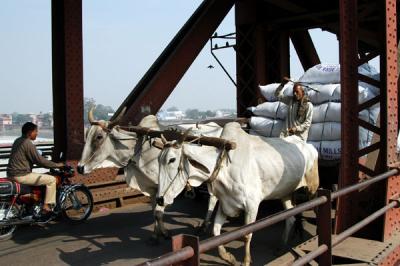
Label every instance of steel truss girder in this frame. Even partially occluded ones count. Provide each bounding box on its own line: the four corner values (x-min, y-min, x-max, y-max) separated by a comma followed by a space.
114, 0, 234, 125
336, 0, 399, 242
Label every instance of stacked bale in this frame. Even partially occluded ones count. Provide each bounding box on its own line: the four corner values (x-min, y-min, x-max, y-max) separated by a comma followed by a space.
248, 63, 380, 160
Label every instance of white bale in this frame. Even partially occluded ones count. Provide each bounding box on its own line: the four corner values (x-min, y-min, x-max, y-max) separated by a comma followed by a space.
249, 116, 283, 137
174, 122, 223, 137
248, 101, 288, 120
312, 102, 341, 123
397, 132, 400, 154
258, 83, 291, 102
298, 63, 379, 86
308, 122, 341, 141
308, 140, 341, 161
358, 63, 380, 95
259, 83, 377, 105
299, 64, 341, 84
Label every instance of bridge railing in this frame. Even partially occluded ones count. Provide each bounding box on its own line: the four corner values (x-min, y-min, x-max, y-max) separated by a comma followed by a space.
138, 168, 400, 266
0, 143, 145, 212
0, 142, 55, 173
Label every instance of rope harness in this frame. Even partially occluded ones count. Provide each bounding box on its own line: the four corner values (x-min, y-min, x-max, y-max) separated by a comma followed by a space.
158, 141, 230, 198
80, 125, 138, 167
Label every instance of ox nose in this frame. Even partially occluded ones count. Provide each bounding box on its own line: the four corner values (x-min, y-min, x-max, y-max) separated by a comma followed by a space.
156, 196, 164, 206
77, 165, 85, 175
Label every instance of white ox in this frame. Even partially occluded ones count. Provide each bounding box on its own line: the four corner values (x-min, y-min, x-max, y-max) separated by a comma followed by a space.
78, 109, 222, 241
156, 122, 319, 265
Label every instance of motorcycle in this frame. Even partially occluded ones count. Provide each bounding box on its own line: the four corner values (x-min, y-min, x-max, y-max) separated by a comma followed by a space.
0, 165, 93, 240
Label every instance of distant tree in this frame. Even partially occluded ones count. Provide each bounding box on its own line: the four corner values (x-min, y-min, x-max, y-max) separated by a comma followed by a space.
185, 109, 200, 119
83, 98, 114, 124
41, 113, 53, 127
167, 106, 179, 112
205, 110, 216, 118
95, 104, 114, 121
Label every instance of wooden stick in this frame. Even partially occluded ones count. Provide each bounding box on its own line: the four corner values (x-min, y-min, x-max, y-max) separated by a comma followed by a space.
125, 126, 236, 150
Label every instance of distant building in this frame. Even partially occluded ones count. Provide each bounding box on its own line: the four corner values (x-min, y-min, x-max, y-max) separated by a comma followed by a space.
215, 110, 237, 118
157, 110, 185, 121
27, 114, 38, 125
37, 112, 53, 128
0, 114, 12, 126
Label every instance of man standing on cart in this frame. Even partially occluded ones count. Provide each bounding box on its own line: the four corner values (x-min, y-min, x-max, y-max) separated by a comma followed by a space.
275, 78, 313, 142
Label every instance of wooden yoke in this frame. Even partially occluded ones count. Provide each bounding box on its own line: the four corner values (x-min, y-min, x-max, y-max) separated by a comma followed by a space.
125, 126, 236, 151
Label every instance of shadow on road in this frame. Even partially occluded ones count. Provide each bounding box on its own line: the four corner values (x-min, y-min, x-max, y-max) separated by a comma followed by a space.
0, 196, 315, 265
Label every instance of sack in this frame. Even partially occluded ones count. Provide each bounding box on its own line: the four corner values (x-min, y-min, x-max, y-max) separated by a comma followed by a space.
312, 102, 341, 123
308, 141, 341, 160
298, 63, 379, 86
248, 101, 288, 120
358, 63, 380, 95
258, 83, 290, 102
299, 64, 341, 84
308, 122, 341, 141
249, 116, 283, 137
175, 122, 222, 137
259, 83, 377, 105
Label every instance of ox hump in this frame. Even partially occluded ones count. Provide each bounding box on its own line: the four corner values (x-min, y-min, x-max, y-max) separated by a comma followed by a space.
138, 115, 159, 129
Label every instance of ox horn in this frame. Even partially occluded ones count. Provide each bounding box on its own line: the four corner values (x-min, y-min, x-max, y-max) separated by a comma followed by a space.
88, 106, 99, 125
177, 128, 192, 146
108, 106, 127, 129
161, 134, 168, 145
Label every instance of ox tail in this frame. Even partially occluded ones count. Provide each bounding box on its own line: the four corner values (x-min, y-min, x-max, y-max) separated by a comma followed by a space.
305, 159, 319, 197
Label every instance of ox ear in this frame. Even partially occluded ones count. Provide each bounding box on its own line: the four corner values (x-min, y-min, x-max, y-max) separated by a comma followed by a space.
152, 138, 164, 150
187, 157, 210, 174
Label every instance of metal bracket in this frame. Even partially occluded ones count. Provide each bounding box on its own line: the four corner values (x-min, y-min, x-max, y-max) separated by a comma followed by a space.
389, 196, 400, 208
210, 32, 237, 87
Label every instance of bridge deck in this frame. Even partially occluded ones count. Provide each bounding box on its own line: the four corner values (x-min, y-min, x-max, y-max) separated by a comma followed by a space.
0, 197, 316, 265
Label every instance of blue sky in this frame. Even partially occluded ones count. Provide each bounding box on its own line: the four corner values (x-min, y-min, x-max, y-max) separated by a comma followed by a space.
0, 1, 378, 114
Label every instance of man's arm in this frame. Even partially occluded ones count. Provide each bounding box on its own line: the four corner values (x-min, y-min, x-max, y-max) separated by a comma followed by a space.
27, 141, 63, 169
274, 81, 292, 105
295, 102, 313, 133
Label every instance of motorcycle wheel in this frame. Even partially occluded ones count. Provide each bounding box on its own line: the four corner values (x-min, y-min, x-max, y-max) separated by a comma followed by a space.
0, 202, 18, 241
61, 186, 93, 224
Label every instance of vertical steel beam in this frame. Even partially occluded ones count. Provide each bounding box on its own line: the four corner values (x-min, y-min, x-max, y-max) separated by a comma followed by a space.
336, 0, 359, 234
51, 0, 84, 161
383, 0, 399, 241
117, 0, 234, 125
290, 30, 321, 71
236, 0, 290, 115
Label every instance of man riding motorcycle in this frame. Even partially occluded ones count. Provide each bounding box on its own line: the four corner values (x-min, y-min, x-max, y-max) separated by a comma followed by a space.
6, 122, 64, 214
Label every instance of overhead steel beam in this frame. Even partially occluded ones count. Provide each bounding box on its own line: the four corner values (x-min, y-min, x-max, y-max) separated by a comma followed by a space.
115, 0, 235, 125
261, 0, 308, 13
290, 30, 321, 70
51, 0, 84, 160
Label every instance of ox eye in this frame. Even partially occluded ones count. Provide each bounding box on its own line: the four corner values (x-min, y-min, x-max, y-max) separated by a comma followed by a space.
168, 158, 176, 164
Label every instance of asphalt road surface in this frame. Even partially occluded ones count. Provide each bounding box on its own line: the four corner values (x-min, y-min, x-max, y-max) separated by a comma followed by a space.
0, 196, 316, 265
